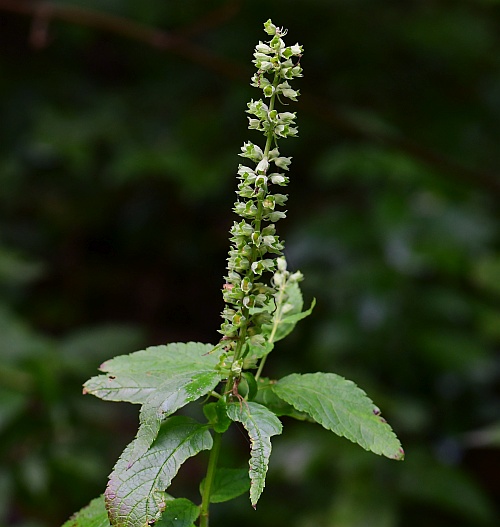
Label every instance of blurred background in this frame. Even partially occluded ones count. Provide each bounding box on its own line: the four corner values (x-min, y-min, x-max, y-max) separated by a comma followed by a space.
1, 1, 499, 526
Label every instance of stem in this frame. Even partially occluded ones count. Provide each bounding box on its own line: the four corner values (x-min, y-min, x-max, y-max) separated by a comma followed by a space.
199, 431, 223, 527
263, 73, 280, 158
255, 279, 286, 381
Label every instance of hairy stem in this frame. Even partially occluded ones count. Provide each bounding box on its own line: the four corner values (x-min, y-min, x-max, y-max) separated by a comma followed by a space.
199, 431, 222, 527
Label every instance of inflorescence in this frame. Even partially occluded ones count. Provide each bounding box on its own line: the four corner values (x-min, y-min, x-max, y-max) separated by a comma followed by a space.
218, 20, 303, 369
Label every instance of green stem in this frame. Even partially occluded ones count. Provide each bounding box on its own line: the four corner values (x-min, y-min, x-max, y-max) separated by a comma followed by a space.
263, 73, 280, 158
255, 279, 286, 381
199, 431, 223, 527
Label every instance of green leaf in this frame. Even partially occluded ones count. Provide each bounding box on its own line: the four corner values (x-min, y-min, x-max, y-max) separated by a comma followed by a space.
199, 467, 250, 503
129, 370, 221, 464
105, 416, 212, 527
203, 400, 232, 434
155, 498, 199, 527
62, 495, 110, 527
84, 342, 221, 403
84, 343, 222, 462
253, 377, 312, 421
240, 372, 258, 400
274, 373, 404, 460
226, 402, 282, 507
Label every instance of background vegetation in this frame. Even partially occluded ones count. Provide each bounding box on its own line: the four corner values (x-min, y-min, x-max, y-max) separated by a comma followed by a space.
1, 1, 499, 526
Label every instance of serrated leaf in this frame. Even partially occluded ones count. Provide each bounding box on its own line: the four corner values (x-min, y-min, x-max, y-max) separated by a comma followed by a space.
129, 370, 221, 465
253, 377, 312, 421
226, 402, 282, 507
199, 467, 250, 503
84, 342, 220, 403
84, 343, 222, 463
155, 498, 199, 527
62, 495, 110, 527
274, 373, 404, 460
105, 416, 212, 527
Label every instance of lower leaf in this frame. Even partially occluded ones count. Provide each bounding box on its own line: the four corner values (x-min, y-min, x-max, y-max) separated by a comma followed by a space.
62, 495, 110, 527
155, 498, 200, 527
105, 416, 213, 527
199, 467, 250, 503
226, 401, 282, 507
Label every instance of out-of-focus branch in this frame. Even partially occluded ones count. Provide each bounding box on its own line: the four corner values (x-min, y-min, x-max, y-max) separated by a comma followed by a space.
0, 0, 247, 80
175, 0, 242, 38
301, 97, 500, 195
1, 0, 499, 195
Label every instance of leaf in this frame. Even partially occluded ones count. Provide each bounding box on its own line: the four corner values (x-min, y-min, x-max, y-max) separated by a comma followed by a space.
129, 371, 221, 465
84, 343, 222, 462
253, 377, 312, 421
62, 495, 110, 527
199, 468, 250, 503
84, 342, 221, 403
273, 373, 404, 460
155, 498, 200, 527
105, 416, 212, 527
226, 402, 282, 507
203, 401, 232, 434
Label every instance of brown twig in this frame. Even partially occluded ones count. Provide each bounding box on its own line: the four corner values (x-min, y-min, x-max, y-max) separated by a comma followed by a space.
0, 0, 246, 80
1, 0, 499, 194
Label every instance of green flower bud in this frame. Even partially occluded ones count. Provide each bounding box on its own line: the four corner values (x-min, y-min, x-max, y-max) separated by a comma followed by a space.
231, 359, 243, 374
256, 157, 269, 174
241, 244, 253, 257
269, 173, 289, 185
251, 231, 262, 247
232, 256, 250, 271
262, 196, 275, 210
263, 19, 277, 36
290, 270, 304, 282
243, 295, 255, 308
241, 277, 253, 293
274, 156, 292, 171
263, 85, 275, 97
264, 210, 287, 222
276, 81, 299, 101
270, 35, 285, 52
255, 41, 273, 54
241, 142, 263, 162
247, 99, 269, 119
255, 174, 268, 188
254, 52, 270, 62
248, 118, 261, 130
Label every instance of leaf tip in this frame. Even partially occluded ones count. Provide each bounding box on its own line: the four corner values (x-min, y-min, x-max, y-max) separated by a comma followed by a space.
99, 361, 109, 371
390, 447, 405, 461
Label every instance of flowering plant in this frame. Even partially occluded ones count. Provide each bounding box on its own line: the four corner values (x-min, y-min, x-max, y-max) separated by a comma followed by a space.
63, 20, 403, 527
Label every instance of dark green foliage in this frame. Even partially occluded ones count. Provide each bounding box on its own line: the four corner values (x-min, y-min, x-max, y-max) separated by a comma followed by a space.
0, 1, 499, 526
